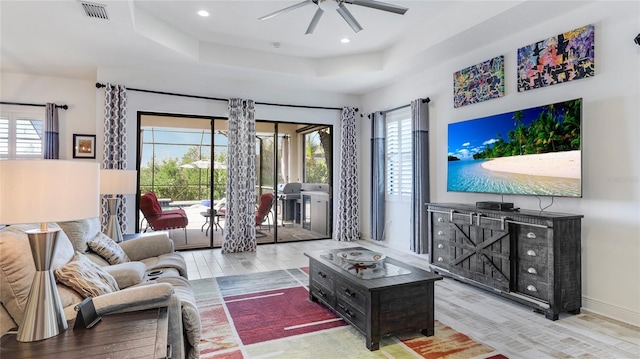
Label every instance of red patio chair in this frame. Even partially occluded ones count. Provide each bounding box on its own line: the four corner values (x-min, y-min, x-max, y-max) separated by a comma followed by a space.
140, 191, 189, 242
255, 192, 275, 231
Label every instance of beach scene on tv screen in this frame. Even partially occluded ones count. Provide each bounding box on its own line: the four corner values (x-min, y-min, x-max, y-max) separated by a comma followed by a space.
447, 98, 582, 197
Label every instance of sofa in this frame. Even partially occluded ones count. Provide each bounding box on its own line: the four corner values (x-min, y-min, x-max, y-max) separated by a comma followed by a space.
0, 218, 201, 359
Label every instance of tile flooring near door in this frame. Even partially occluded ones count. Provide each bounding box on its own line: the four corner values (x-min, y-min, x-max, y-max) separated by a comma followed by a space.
180, 239, 640, 359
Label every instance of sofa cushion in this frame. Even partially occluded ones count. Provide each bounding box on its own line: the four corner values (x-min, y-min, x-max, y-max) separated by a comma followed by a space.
54, 252, 120, 298
58, 218, 102, 253
103, 261, 146, 289
0, 223, 75, 327
87, 233, 130, 265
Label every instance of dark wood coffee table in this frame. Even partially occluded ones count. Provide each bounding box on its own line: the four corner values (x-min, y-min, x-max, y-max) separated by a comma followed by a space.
305, 247, 443, 350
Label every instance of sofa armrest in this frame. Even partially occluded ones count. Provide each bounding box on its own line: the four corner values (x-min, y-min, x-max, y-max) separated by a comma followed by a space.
119, 233, 174, 261
92, 283, 174, 316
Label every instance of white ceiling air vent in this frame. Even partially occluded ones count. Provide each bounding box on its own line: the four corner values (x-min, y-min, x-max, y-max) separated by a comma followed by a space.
80, 1, 109, 20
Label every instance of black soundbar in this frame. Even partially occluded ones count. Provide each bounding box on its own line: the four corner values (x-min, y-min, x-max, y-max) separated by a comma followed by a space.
475, 201, 514, 211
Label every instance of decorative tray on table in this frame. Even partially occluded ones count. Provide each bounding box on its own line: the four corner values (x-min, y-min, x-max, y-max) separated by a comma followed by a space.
321, 249, 411, 279
337, 250, 386, 265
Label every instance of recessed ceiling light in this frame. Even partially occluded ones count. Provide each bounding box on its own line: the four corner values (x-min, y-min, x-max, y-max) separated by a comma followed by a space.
341, 38, 350, 44
198, 10, 210, 17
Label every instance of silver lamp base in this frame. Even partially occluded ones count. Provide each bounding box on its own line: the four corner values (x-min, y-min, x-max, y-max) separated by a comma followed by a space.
17, 228, 68, 342
105, 197, 123, 243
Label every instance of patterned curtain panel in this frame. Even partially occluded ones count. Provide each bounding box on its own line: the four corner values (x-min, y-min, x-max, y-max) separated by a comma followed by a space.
43, 103, 59, 159
371, 111, 385, 241
335, 107, 360, 242
102, 84, 129, 234
410, 98, 430, 254
222, 98, 257, 253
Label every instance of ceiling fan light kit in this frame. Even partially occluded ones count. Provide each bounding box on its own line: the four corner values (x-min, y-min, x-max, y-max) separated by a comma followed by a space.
259, 0, 408, 35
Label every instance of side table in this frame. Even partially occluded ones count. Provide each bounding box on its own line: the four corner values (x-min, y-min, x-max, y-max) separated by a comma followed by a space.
1, 307, 170, 358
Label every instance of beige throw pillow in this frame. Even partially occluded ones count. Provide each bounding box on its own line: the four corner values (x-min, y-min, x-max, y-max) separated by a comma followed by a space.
87, 233, 130, 265
54, 252, 120, 298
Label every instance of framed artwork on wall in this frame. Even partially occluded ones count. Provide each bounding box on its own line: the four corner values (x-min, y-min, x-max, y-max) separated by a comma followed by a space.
73, 134, 96, 159
517, 24, 595, 92
453, 55, 504, 108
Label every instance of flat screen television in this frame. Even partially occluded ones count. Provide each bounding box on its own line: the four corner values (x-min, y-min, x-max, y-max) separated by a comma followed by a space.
447, 98, 582, 198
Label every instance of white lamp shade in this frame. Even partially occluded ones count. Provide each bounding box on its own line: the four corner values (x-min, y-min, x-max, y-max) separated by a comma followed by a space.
100, 169, 137, 195
0, 160, 100, 225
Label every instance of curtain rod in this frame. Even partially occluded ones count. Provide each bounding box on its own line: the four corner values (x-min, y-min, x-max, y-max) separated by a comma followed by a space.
95, 82, 357, 112
0, 101, 68, 110
380, 97, 431, 115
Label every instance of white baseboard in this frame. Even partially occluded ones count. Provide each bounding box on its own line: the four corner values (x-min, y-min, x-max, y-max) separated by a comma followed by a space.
582, 295, 640, 327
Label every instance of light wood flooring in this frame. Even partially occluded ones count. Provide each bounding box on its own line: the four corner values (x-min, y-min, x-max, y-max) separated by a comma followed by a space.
180, 239, 640, 359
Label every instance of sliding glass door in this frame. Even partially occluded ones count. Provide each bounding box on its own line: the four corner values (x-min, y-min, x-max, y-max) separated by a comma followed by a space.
137, 113, 226, 250
136, 112, 333, 249
274, 124, 333, 243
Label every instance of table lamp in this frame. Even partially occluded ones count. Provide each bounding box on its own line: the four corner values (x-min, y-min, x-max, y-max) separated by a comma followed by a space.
0, 160, 99, 342
100, 169, 137, 242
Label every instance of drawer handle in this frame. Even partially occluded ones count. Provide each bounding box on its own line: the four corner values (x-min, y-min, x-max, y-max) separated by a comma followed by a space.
344, 288, 355, 297
527, 267, 538, 275
527, 285, 538, 292
318, 289, 327, 297
437, 244, 443, 249
437, 257, 443, 262
437, 230, 444, 236
317, 271, 326, 278
337, 304, 354, 318
526, 249, 537, 256
527, 232, 537, 239
437, 217, 444, 222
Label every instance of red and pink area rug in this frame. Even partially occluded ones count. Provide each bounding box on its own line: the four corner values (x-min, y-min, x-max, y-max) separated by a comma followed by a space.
192, 268, 507, 359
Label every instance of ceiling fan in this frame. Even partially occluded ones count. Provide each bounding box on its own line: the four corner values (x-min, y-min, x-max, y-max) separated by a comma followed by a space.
258, 0, 409, 35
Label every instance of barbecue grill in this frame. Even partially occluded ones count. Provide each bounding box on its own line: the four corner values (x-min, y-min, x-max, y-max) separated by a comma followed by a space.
277, 183, 302, 225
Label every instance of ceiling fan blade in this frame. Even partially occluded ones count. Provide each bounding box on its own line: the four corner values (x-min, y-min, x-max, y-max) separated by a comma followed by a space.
258, 0, 312, 21
305, 8, 325, 35
345, 0, 408, 15
337, 3, 363, 33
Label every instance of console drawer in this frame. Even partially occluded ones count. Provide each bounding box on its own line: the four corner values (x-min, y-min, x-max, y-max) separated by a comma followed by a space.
516, 226, 549, 246
516, 274, 550, 301
431, 238, 451, 268
518, 236, 548, 266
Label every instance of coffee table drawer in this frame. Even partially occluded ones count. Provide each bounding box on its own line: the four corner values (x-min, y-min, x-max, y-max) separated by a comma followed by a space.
310, 262, 335, 291
335, 278, 366, 312
336, 300, 366, 333
310, 281, 336, 307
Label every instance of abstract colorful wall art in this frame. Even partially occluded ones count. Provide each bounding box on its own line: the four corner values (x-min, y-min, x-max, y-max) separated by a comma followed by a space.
453, 56, 504, 108
517, 24, 594, 92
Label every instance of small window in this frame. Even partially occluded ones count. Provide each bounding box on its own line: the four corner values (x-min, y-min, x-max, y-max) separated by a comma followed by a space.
0, 111, 43, 159
385, 107, 412, 198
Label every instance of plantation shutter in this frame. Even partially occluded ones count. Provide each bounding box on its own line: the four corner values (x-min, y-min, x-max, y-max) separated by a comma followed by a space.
0, 114, 43, 159
0, 117, 8, 157
385, 106, 412, 198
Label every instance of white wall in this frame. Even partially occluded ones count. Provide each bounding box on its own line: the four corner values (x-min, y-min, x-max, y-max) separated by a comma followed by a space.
359, 1, 640, 326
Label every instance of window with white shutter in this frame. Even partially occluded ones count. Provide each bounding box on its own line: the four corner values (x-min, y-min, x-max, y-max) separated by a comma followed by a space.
385, 107, 412, 200
0, 111, 43, 159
